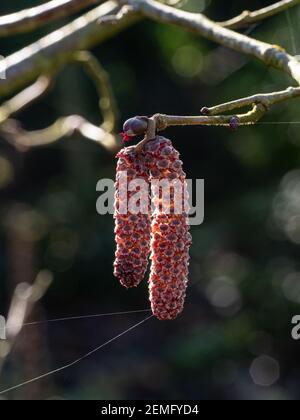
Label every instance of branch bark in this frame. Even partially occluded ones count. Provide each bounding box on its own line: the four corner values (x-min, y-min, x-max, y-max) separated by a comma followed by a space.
154, 88, 300, 129
219, 0, 300, 29
1, 0, 300, 137
0, 1, 139, 96
202, 86, 300, 115
0, 0, 104, 37
125, 87, 300, 139
0, 52, 119, 151
1, 0, 300, 98
120, 0, 300, 84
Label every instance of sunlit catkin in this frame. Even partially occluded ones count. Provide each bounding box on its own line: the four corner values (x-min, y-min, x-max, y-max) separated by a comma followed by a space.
114, 146, 151, 288
143, 137, 191, 320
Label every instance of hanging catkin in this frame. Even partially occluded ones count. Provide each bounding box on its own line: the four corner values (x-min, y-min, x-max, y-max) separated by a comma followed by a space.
143, 137, 191, 320
114, 146, 151, 288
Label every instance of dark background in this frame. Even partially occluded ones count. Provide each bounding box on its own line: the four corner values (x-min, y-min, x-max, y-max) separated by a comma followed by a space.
1, 0, 300, 400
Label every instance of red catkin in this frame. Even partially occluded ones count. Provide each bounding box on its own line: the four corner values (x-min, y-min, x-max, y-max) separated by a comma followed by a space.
143, 137, 191, 320
114, 146, 151, 288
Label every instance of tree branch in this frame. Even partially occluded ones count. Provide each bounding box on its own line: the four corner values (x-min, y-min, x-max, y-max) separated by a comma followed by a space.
154, 89, 300, 129
219, 0, 300, 30
72, 51, 119, 133
0, 1, 139, 96
124, 87, 300, 139
0, 52, 119, 152
203, 86, 300, 115
2, 0, 300, 99
120, 0, 300, 84
0, 115, 118, 151
0, 76, 52, 125
0, 0, 104, 37
1, 0, 300, 141
117, 1, 300, 132
153, 105, 267, 129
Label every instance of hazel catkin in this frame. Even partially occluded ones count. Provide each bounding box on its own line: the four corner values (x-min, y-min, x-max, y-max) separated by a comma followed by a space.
114, 146, 151, 288
143, 137, 191, 320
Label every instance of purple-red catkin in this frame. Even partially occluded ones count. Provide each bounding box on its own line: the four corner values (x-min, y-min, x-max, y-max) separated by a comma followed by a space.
143, 137, 191, 320
114, 146, 151, 288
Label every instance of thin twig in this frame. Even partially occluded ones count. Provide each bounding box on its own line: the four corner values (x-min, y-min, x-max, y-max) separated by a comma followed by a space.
126, 87, 300, 135
219, 0, 300, 30
154, 104, 267, 129
0, 0, 104, 37
203, 86, 300, 115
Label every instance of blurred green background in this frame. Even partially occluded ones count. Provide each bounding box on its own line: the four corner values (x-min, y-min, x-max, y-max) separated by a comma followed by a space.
1, 0, 300, 400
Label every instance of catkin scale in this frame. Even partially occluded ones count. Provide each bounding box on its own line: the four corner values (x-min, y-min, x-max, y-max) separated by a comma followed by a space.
114, 146, 151, 288
143, 137, 191, 320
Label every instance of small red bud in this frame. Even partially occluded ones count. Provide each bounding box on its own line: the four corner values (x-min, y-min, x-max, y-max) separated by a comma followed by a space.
120, 132, 132, 142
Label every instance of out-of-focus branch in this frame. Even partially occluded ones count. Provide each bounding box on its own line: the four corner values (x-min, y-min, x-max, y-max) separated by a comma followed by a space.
0, 1, 139, 97
0, 52, 119, 152
0, 115, 118, 151
72, 51, 118, 133
97, 3, 135, 24
219, 0, 300, 29
1, 0, 300, 98
0, 76, 52, 126
0, 271, 52, 375
0, 0, 104, 37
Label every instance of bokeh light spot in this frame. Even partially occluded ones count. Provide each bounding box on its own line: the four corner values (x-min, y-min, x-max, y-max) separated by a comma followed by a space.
250, 356, 280, 387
